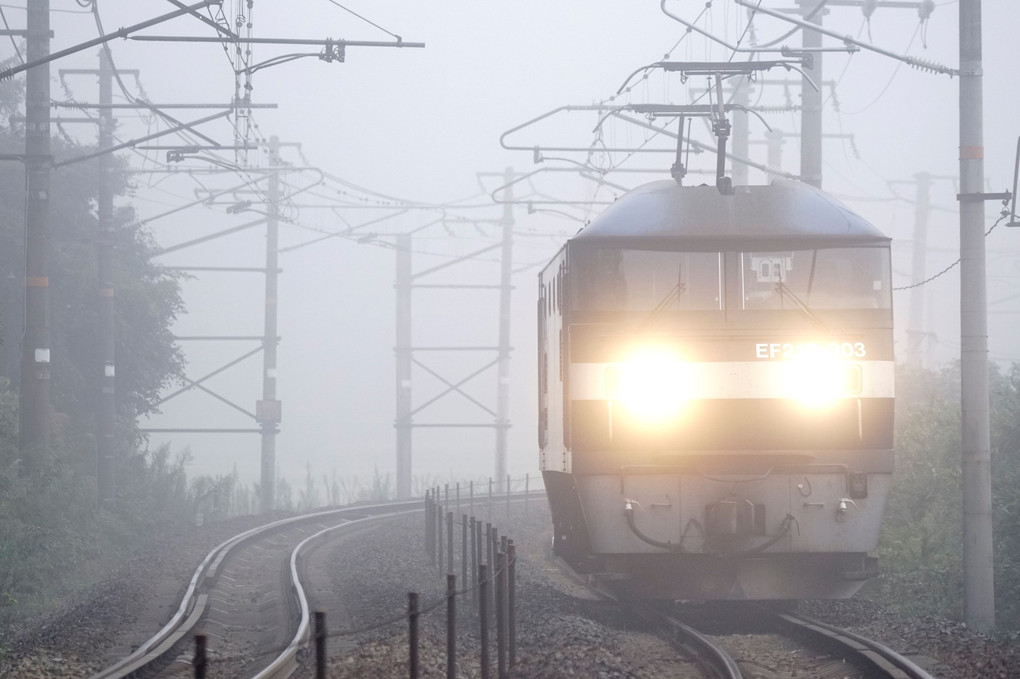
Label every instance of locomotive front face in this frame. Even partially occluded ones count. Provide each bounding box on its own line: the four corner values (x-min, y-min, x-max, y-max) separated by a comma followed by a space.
539, 230, 895, 600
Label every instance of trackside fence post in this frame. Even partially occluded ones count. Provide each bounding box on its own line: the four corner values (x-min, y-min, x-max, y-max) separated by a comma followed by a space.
508, 540, 517, 670
447, 574, 457, 679
496, 550, 507, 679
315, 611, 326, 679
462, 514, 468, 594
426, 491, 434, 565
479, 564, 490, 679
447, 511, 454, 574
409, 592, 420, 679
486, 523, 494, 618
472, 517, 480, 606
438, 502, 444, 574
193, 633, 207, 679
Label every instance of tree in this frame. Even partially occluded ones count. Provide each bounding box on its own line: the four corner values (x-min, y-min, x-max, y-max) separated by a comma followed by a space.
0, 56, 191, 624
0, 57, 185, 458
873, 361, 1020, 630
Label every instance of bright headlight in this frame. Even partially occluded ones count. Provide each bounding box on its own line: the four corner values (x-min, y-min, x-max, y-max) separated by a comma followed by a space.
605, 347, 692, 421
785, 357, 862, 408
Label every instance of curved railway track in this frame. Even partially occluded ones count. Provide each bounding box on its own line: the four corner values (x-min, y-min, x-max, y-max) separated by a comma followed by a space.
580, 567, 936, 678
88, 492, 940, 679
91, 500, 422, 679
776, 611, 936, 679
642, 602, 939, 679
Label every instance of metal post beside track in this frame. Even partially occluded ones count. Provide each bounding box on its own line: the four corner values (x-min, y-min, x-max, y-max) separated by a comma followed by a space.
438, 503, 444, 574
193, 634, 207, 679
488, 525, 496, 624
426, 491, 435, 565
447, 511, 454, 574
315, 611, 326, 679
525, 474, 529, 516
486, 523, 494, 570
508, 541, 517, 670
496, 551, 507, 679
471, 517, 479, 606
447, 574, 457, 679
462, 514, 468, 595
409, 592, 420, 679
479, 564, 490, 679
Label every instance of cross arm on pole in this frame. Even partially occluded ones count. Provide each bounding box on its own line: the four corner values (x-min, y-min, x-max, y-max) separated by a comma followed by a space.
164, 0, 239, 40
0, 0, 223, 82
52, 110, 231, 168
156, 345, 264, 406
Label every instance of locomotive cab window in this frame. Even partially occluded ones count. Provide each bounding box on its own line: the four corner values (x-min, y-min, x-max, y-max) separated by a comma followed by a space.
571, 249, 723, 313
741, 246, 891, 311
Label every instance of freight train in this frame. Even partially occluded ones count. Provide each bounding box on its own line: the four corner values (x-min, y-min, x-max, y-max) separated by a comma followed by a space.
538, 179, 893, 600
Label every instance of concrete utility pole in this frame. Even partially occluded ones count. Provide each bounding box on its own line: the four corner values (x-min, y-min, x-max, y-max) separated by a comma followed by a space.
19, 0, 52, 470
958, 0, 995, 633
494, 168, 515, 491
97, 49, 116, 506
798, 0, 825, 189
258, 136, 282, 512
395, 234, 412, 498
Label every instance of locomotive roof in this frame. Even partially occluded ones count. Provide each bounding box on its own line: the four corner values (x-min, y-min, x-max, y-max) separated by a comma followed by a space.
570, 180, 890, 250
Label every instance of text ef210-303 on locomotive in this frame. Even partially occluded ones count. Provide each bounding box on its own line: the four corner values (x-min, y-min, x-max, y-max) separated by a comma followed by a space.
538, 179, 893, 600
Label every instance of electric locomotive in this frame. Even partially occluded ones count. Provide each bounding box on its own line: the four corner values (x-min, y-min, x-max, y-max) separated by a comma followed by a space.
538, 179, 893, 600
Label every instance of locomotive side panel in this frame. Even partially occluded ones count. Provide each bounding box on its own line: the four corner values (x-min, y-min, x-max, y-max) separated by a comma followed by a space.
538, 248, 568, 473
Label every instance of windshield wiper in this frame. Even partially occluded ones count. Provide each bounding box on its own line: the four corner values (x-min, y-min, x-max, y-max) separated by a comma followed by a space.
774, 280, 827, 329
639, 267, 686, 330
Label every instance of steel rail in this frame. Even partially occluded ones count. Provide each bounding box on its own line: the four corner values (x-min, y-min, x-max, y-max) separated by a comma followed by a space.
779, 612, 936, 679
656, 612, 744, 679
570, 575, 743, 679
89, 499, 422, 679
253, 508, 414, 679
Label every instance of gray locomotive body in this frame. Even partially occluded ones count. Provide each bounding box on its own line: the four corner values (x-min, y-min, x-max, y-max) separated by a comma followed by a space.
538, 180, 894, 600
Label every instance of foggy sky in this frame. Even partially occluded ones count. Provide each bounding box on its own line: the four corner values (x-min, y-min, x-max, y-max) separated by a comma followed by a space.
7, 1, 1020, 490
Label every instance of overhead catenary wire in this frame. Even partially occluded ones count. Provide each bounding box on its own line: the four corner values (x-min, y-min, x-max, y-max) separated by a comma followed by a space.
894, 207, 1011, 292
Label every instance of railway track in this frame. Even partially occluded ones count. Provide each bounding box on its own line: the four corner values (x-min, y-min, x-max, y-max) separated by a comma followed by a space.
776, 611, 936, 679
640, 602, 939, 679
576, 566, 937, 678
90, 500, 422, 679
86, 492, 939, 678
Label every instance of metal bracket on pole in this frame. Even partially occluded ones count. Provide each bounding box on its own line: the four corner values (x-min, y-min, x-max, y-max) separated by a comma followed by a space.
956, 192, 1011, 202
1008, 136, 1020, 226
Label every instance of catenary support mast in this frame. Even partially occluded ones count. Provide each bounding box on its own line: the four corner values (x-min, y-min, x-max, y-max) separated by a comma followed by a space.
797, 0, 825, 189
494, 168, 514, 491
19, 0, 52, 469
958, 0, 994, 633
97, 48, 116, 506
395, 234, 412, 499
259, 136, 282, 512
